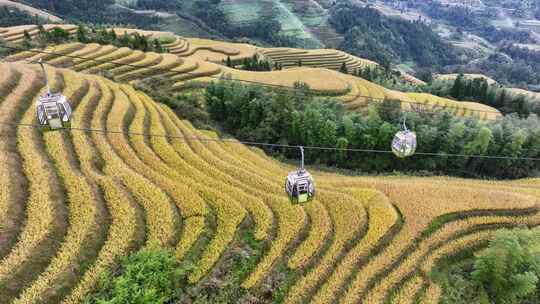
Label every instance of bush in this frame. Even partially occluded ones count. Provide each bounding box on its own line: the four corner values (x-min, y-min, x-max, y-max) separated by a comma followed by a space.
86, 248, 191, 304
472, 228, 540, 304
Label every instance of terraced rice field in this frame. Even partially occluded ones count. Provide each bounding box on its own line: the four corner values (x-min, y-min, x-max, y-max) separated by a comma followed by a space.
165, 37, 259, 63
5, 40, 501, 120
260, 47, 378, 71
0, 61, 538, 303
0, 24, 424, 87
259, 47, 425, 85
0, 24, 77, 44
0, 24, 172, 46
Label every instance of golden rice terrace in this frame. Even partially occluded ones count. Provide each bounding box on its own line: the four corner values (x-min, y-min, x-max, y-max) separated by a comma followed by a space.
0, 25, 535, 304
0, 25, 501, 120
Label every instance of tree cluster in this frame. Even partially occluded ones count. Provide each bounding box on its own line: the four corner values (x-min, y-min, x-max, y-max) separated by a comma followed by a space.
420, 2, 533, 44
205, 80, 540, 179
353, 65, 418, 92
23, 0, 114, 16
240, 55, 272, 71
472, 228, 540, 304
329, 2, 459, 68
428, 75, 537, 118
398, 0, 538, 89
81, 26, 167, 53
436, 227, 540, 304
192, 0, 227, 32
449, 53, 540, 91
496, 45, 540, 86
0, 7, 42, 27
23, 0, 160, 29
423, 3, 481, 29
20, 25, 71, 48
226, 14, 304, 48
21, 25, 167, 53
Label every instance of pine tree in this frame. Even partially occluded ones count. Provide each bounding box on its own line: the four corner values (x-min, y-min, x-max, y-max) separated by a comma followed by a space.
37, 24, 47, 42
226, 56, 232, 67
109, 29, 117, 42
298, 59, 302, 67
119, 32, 130, 47
359, 67, 367, 78
486, 87, 497, 106
480, 80, 489, 102
140, 35, 149, 52
22, 30, 32, 48
513, 95, 530, 117
367, 67, 375, 81
340, 62, 348, 74
76, 25, 87, 43
497, 89, 507, 108
23, 30, 31, 42
451, 74, 464, 99
464, 80, 473, 99
153, 39, 164, 53
96, 28, 108, 44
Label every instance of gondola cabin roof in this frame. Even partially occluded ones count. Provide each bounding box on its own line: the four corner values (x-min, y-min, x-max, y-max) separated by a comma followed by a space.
37, 92, 66, 104
286, 169, 312, 183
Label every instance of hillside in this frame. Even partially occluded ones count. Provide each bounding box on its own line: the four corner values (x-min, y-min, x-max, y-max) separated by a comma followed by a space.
0, 60, 540, 303
5, 1, 539, 88
0, 25, 501, 120
379, 0, 540, 89
220, 0, 343, 47
0, 0, 62, 22
0, 1, 465, 69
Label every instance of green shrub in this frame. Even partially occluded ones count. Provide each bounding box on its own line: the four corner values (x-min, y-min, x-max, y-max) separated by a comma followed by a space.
472, 228, 540, 304
86, 248, 191, 304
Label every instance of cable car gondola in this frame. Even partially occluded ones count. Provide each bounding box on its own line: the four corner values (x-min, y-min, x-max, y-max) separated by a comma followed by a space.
36, 59, 71, 130
285, 146, 315, 203
391, 115, 417, 158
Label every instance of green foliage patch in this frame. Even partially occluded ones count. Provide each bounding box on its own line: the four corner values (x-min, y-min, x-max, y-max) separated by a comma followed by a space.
330, 3, 459, 68
85, 248, 191, 304
204, 79, 540, 179
473, 228, 540, 303
435, 228, 540, 304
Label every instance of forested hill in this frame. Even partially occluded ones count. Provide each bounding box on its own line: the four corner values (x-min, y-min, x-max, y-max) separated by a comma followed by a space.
329, 2, 459, 68
4, 0, 161, 28
3, 1, 461, 68
3, 0, 539, 89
